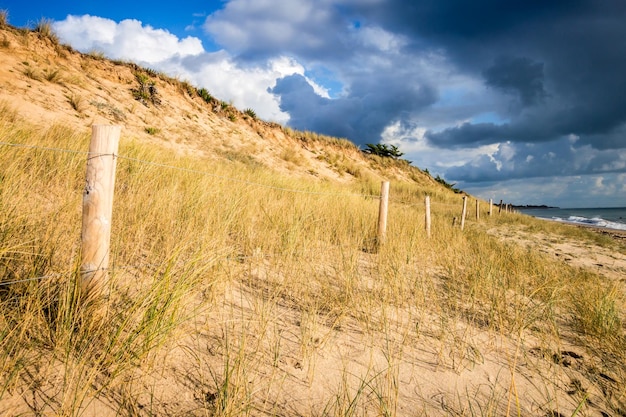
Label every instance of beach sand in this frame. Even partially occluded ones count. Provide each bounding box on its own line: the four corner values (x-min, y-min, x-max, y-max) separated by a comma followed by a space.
579, 224, 626, 241
488, 223, 626, 282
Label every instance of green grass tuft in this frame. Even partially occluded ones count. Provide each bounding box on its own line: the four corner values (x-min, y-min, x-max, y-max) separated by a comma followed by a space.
243, 108, 257, 120
34, 18, 59, 43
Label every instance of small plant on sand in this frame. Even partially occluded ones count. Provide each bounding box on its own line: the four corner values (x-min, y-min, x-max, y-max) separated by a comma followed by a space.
87, 49, 106, 60
131, 72, 161, 107
197, 88, 213, 104
43, 68, 61, 83
243, 108, 257, 120
144, 67, 158, 77
22, 65, 40, 81
145, 127, 160, 135
66, 93, 85, 113
0, 9, 8, 27
180, 80, 196, 97
34, 18, 59, 43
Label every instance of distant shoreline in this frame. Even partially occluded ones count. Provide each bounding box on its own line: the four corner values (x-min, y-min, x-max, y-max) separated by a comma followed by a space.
512, 204, 559, 209
573, 223, 626, 240
532, 216, 626, 240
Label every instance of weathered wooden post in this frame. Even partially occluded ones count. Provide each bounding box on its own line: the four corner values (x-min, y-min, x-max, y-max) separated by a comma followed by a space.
81, 125, 120, 303
425, 195, 431, 238
460, 196, 468, 231
489, 198, 493, 216
376, 181, 390, 246
476, 199, 480, 221
499, 199, 503, 214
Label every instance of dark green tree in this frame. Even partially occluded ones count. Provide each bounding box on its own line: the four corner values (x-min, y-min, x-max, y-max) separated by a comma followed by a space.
362, 143, 404, 159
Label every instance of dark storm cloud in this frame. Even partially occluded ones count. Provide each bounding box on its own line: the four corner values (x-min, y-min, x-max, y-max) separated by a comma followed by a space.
271, 73, 437, 145
355, 0, 584, 42
352, 0, 626, 152
482, 56, 546, 107
426, 123, 512, 148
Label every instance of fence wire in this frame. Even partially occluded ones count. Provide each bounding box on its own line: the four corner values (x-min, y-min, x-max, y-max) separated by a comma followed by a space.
0, 141, 380, 200
0, 237, 379, 289
0, 140, 505, 291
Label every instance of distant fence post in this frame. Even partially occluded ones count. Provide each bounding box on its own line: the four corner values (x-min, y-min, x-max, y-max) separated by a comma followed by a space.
425, 195, 431, 238
499, 199, 503, 214
81, 125, 121, 303
376, 181, 390, 246
476, 199, 480, 221
460, 196, 468, 231
489, 199, 493, 216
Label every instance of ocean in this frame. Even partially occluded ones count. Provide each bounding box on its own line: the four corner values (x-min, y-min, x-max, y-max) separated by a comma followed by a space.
517, 207, 626, 231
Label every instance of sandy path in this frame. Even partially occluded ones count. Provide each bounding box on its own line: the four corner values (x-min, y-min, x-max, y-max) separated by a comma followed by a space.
488, 225, 626, 282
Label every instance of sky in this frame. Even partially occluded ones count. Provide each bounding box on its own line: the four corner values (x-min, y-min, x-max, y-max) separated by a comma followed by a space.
2, 0, 626, 208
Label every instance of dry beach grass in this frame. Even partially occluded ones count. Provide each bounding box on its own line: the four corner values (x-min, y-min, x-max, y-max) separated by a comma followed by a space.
0, 22, 626, 416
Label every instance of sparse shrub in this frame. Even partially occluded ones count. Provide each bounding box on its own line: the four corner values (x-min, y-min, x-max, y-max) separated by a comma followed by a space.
131, 72, 161, 107
22, 65, 40, 81
109, 106, 126, 122
344, 161, 362, 178
88, 50, 106, 60
572, 285, 623, 339
243, 108, 257, 120
144, 67, 158, 77
217, 149, 262, 167
0, 100, 18, 122
228, 113, 237, 122
180, 81, 196, 97
67, 93, 84, 112
197, 88, 213, 104
90, 100, 126, 122
284, 127, 358, 151
43, 68, 61, 83
280, 148, 303, 165
145, 127, 160, 135
34, 18, 59, 43
220, 101, 229, 110
1, 35, 9, 48
0, 9, 8, 27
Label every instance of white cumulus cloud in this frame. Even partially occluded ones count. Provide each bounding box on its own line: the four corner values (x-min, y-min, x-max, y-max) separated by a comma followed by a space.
51, 15, 328, 123
54, 15, 204, 63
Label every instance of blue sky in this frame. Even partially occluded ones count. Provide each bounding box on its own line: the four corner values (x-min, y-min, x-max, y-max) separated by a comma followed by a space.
2, 0, 626, 208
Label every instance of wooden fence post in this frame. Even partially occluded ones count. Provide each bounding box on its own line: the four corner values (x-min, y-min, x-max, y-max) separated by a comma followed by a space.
377, 181, 390, 246
489, 198, 493, 216
460, 196, 468, 231
425, 195, 431, 238
476, 199, 480, 221
81, 125, 121, 302
499, 199, 503, 214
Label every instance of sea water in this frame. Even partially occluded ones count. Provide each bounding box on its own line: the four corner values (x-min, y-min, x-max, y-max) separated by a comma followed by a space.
517, 207, 626, 231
